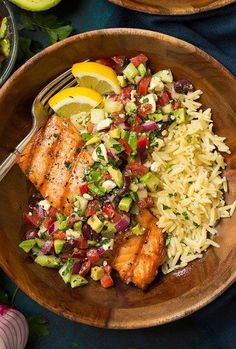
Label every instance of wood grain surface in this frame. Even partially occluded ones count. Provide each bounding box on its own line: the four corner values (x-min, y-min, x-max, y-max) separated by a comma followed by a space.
108, 0, 236, 15
0, 29, 235, 329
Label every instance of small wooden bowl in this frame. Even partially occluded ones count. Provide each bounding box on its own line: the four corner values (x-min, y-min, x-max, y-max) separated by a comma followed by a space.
0, 29, 235, 329
108, 0, 236, 15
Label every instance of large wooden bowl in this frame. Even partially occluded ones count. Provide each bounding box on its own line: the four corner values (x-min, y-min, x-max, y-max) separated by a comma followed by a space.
0, 29, 235, 329
108, 0, 236, 15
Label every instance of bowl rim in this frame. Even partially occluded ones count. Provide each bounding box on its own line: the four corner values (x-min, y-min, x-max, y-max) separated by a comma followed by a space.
0, 28, 235, 329
0, 0, 18, 86
108, 0, 236, 15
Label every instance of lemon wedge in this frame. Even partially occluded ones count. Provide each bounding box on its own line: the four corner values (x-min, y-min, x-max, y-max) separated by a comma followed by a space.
72, 62, 121, 95
49, 87, 102, 118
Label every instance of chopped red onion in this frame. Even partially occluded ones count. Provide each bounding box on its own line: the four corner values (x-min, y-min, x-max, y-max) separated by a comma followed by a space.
0, 305, 28, 349
35, 206, 46, 219
41, 240, 53, 254
142, 121, 157, 132
115, 217, 130, 232
138, 149, 148, 164
97, 247, 105, 256
25, 230, 37, 240
72, 259, 83, 274
107, 149, 118, 161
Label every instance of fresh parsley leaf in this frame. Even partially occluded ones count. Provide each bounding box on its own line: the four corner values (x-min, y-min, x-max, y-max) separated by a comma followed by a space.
182, 211, 189, 220
162, 204, 170, 210
28, 315, 49, 338
65, 161, 72, 170
193, 222, 200, 228
0, 287, 10, 305
18, 37, 43, 62
165, 234, 172, 246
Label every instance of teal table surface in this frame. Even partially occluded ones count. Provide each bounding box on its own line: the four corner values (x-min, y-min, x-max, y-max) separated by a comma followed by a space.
1, 0, 236, 348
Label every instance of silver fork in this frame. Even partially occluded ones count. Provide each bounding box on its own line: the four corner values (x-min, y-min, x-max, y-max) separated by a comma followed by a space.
0, 68, 78, 182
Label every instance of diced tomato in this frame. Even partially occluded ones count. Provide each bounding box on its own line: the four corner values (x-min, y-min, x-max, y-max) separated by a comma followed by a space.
23, 213, 40, 227
138, 196, 154, 209
102, 204, 116, 219
112, 55, 125, 66
96, 58, 114, 68
137, 76, 151, 96
157, 91, 171, 107
48, 207, 57, 219
103, 173, 112, 180
85, 200, 100, 217
79, 260, 92, 277
100, 274, 114, 288
87, 249, 100, 265
137, 104, 152, 119
113, 211, 122, 224
127, 161, 148, 177
118, 139, 132, 155
173, 101, 181, 110
79, 182, 89, 195
137, 135, 149, 151
131, 117, 142, 132
53, 232, 66, 240
79, 237, 88, 249
130, 53, 148, 67
87, 122, 94, 133
104, 265, 112, 274
43, 218, 55, 230
119, 85, 134, 102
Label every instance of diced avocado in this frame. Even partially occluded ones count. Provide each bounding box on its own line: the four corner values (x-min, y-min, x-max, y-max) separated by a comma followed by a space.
128, 132, 137, 153
58, 220, 68, 231
132, 224, 145, 236
102, 222, 117, 237
104, 137, 123, 154
118, 196, 133, 212
74, 196, 89, 213
102, 180, 116, 193
156, 69, 173, 83
162, 103, 173, 115
0, 18, 8, 39
137, 189, 148, 200
1, 39, 10, 57
117, 75, 127, 87
88, 240, 97, 247
31, 246, 40, 256
140, 172, 160, 192
9, 0, 62, 12
174, 108, 186, 124
137, 63, 146, 77
130, 182, 138, 192
73, 221, 82, 232
35, 238, 44, 249
123, 62, 139, 81
88, 183, 105, 197
19, 239, 36, 253
130, 203, 140, 215
85, 134, 100, 146
107, 166, 123, 187
35, 255, 60, 268
120, 130, 130, 140
90, 109, 105, 124
109, 128, 121, 139
125, 102, 137, 115
54, 239, 65, 255
56, 212, 65, 223
59, 259, 75, 283
91, 266, 105, 281
87, 214, 104, 233
148, 113, 164, 122
70, 274, 88, 288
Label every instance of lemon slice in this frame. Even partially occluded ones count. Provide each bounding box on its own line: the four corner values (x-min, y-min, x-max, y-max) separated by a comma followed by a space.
72, 62, 121, 95
49, 87, 102, 118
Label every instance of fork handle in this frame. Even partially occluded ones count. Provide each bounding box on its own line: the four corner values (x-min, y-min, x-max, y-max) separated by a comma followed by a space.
0, 151, 19, 182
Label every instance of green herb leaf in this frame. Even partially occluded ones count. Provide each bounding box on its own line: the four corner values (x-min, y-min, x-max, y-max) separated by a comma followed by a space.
193, 222, 200, 228
182, 211, 189, 220
162, 204, 170, 210
28, 315, 49, 338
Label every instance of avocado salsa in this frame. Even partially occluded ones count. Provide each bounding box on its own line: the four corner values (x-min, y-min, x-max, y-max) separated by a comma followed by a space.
20, 54, 195, 289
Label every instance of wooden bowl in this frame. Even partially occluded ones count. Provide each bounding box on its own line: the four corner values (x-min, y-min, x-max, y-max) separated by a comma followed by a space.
0, 29, 235, 329
108, 0, 236, 15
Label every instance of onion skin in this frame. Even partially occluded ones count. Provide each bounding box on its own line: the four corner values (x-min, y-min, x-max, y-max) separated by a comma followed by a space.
0, 305, 29, 349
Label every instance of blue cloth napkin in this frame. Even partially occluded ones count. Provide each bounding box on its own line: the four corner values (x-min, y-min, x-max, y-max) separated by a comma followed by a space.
2, 1, 236, 348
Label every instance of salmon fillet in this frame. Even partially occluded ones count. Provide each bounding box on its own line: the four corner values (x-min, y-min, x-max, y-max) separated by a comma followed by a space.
112, 209, 166, 289
17, 114, 92, 213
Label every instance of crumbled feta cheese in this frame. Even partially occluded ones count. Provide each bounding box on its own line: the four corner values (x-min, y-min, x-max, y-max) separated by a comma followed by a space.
170, 115, 175, 120
38, 225, 47, 238
140, 93, 157, 113
162, 130, 168, 136
66, 229, 81, 240
150, 162, 158, 172
92, 144, 108, 163
83, 193, 93, 200
95, 118, 112, 131
90, 109, 105, 124
102, 180, 116, 192
144, 161, 151, 168
130, 90, 137, 102
38, 199, 51, 212
28, 212, 32, 216
102, 239, 114, 251
149, 76, 164, 92
103, 260, 108, 267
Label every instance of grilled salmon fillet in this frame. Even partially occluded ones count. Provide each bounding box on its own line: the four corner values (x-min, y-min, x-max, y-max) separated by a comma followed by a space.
17, 114, 92, 213
112, 209, 166, 289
